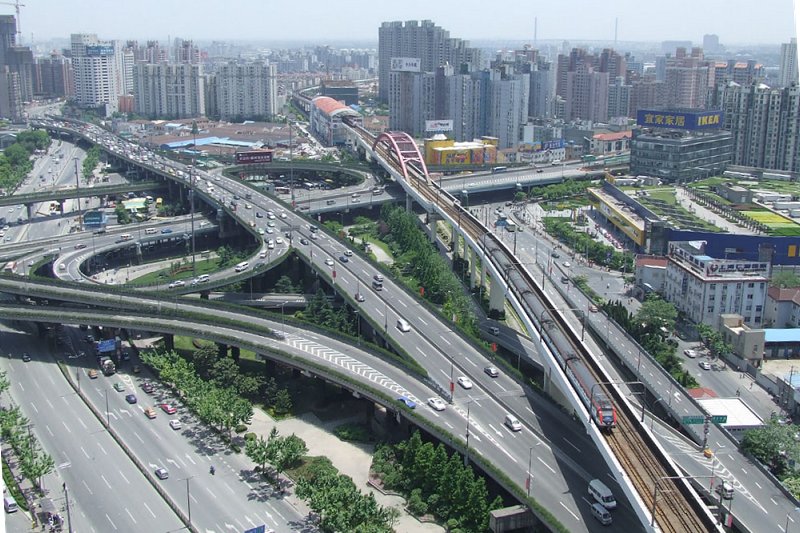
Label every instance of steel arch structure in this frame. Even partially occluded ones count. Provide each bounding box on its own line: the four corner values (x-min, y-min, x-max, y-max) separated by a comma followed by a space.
373, 131, 430, 184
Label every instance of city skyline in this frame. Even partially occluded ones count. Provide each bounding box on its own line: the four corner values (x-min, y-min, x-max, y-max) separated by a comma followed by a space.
11, 0, 800, 46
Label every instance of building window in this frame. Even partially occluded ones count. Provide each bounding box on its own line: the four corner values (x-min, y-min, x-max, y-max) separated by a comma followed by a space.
748, 283, 754, 288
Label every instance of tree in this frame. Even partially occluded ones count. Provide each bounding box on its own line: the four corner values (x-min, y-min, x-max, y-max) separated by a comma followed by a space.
772, 271, 800, 288
245, 434, 270, 472
192, 344, 219, 379
274, 275, 296, 294
741, 420, 799, 476
273, 388, 292, 416
634, 294, 677, 335
211, 357, 240, 390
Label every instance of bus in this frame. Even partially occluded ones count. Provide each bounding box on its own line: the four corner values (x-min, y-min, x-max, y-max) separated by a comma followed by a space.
274, 186, 290, 195
492, 166, 508, 173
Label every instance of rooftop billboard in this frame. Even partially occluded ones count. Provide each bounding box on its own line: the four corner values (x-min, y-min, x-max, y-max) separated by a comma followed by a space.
235, 150, 273, 165
637, 109, 724, 130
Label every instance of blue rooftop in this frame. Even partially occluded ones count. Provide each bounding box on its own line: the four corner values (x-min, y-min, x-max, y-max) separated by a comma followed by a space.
764, 328, 800, 344
160, 137, 259, 150
695, 255, 714, 261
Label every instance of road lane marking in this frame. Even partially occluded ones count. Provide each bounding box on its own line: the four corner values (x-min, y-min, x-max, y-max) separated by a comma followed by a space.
119, 470, 129, 484
61, 420, 71, 433
133, 432, 144, 443
77, 417, 87, 430
46, 425, 54, 437
205, 487, 217, 499
105, 513, 118, 530
45, 398, 54, 409
143, 502, 156, 518
82, 480, 93, 494
495, 382, 507, 392
416, 347, 427, 358
80, 446, 90, 459
30, 402, 38, 414
101, 474, 112, 489
124, 507, 137, 524
537, 457, 556, 474
559, 502, 579, 521
439, 335, 451, 346
562, 438, 581, 453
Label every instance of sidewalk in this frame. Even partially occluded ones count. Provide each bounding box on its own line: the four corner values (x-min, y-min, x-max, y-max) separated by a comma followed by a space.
2, 442, 66, 532
246, 407, 443, 533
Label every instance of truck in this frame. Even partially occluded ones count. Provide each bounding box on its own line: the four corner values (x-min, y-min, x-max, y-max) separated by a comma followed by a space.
99, 356, 116, 376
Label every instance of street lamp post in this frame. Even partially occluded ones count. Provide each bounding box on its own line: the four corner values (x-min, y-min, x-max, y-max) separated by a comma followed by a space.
526, 446, 533, 497
464, 400, 473, 466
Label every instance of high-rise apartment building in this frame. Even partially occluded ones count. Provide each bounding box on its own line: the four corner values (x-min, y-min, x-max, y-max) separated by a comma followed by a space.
0, 15, 32, 121
378, 20, 480, 102
487, 69, 529, 148
528, 60, 554, 118
662, 47, 713, 109
713, 60, 764, 87
210, 62, 277, 120
32, 54, 73, 98
70, 33, 125, 116
133, 63, 205, 119
173, 38, 200, 64
447, 70, 489, 142
388, 69, 436, 137
564, 63, 609, 122
779, 38, 798, 88
607, 76, 631, 119
717, 81, 800, 172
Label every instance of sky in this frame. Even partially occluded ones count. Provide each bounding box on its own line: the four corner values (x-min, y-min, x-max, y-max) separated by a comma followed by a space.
12, 0, 800, 46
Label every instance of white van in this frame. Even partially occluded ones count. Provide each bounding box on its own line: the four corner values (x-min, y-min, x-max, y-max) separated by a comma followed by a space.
267, 240, 275, 249
197, 274, 210, 283
590, 502, 612, 525
234, 261, 249, 272
4, 496, 18, 513
504, 414, 522, 431
396, 319, 411, 332
120, 233, 132, 241
588, 479, 617, 509
145, 228, 157, 234
715, 480, 734, 500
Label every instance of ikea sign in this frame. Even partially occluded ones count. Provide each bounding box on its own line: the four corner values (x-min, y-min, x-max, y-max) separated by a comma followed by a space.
637, 109, 724, 131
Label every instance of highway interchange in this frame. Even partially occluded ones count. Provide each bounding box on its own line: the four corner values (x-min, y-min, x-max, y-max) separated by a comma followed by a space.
0, 116, 796, 532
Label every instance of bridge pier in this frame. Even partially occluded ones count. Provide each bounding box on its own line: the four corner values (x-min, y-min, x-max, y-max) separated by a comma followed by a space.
217, 342, 228, 358
134, 243, 143, 264
405, 194, 413, 213
469, 247, 478, 288
200, 291, 209, 300
488, 274, 505, 316
425, 212, 437, 242
231, 346, 240, 364
163, 333, 174, 352
25, 203, 33, 223
58, 199, 65, 214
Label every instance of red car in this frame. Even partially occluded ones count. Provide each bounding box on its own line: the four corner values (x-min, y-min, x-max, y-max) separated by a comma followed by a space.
160, 403, 177, 415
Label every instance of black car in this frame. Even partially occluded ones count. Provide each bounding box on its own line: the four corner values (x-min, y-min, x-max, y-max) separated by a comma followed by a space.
551, 252, 560, 258
21, 352, 31, 362
300, 238, 309, 245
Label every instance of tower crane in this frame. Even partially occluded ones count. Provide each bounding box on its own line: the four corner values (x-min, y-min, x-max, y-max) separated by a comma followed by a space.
0, 0, 25, 44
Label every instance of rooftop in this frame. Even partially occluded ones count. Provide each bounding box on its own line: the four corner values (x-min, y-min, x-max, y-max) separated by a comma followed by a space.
767, 286, 800, 303
636, 256, 668, 268
593, 131, 632, 142
696, 397, 764, 427
764, 328, 800, 344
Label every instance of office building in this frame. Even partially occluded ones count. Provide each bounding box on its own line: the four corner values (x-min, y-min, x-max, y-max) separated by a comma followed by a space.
320, 80, 358, 106
703, 34, 721, 54
664, 241, 769, 327
528, 59, 554, 118
378, 20, 480, 102
717, 81, 800, 172
211, 62, 277, 120
780, 39, 798, 87
133, 63, 205, 119
631, 108, 732, 182
70, 33, 125, 116
447, 69, 489, 142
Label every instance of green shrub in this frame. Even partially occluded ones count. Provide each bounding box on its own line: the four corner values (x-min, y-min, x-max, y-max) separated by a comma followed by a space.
408, 488, 428, 516
333, 422, 373, 442
244, 432, 257, 442
235, 423, 248, 434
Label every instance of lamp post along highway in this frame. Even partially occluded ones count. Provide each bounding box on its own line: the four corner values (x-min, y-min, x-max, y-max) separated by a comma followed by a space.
190, 120, 198, 276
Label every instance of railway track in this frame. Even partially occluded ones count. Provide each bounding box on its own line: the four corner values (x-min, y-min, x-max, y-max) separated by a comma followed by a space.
356, 126, 711, 532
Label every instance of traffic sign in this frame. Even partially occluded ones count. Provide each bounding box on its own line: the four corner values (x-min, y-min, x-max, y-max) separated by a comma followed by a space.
710, 415, 728, 424
682, 416, 704, 425
244, 526, 266, 533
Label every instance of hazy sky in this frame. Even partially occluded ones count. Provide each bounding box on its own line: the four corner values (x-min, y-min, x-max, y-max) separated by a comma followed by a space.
15, 0, 800, 46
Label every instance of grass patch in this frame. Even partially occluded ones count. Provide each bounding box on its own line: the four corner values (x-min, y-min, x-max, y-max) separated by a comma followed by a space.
128, 255, 223, 286
2, 459, 27, 512
743, 210, 800, 236
333, 422, 375, 443
363, 237, 394, 263
644, 188, 677, 205
284, 455, 338, 483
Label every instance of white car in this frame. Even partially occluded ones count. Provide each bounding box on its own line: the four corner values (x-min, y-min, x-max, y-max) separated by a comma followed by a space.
562, 261, 571, 268
457, 376, 473, 389
324, 258, 334, 267
276, 237, 284, 244
699, 361, 711, 370
344, 250, 353, 257
169, 419, 182, 430
684, 349, 697, 358
427, 397, 446, 411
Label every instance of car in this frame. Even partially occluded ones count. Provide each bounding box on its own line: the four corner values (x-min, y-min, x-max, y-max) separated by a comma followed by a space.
160, 228, 172, 234
88, 369, 98, 379
275, 237, 284, 244
536, 168, 544, 173
324, 258, 334, 267
244, 204, 251, 209
300, 238, 309, 245
169, 419, 182, 430
258, 228, 265, 235
589, 304, 599, 313
265, 228, 274, 234
132, 364, 141, 374
339, 255, 349, 263
84, 334, 94, 343
427, 397, 446, 411
279, 212, 287, 219
351, 193, 361, 199
125, 394, 137, 404
160, 403, 177, 415
457, 376, 473, 389
699, 361, 711, 370
74, 243, 86, 250
562, 261, 571, 268
355, 292, 365, 302
267, 221, 276, 228
550, 252, 560, 259
309, 233, 318, 240
397, 396, 416, 409
344, 250, 353, 257
113, 382, 125, 392
141, 382, 155, 394
373, 273, 384, 283
255, 212, 263, 218
684, 349, 697, 358
21, 352, 31, 362
155, 467, 169, 480
484, 366, 499, 378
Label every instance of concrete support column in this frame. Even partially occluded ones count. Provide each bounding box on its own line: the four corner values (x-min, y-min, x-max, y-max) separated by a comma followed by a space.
405, 194, 413, 213
488, 274, 505, 314
425, 212, 436, 242
164, 333, 174, 352
217, 343, 228, 359
200, 291, 209, 300
469, 247, 478, 288
450, 223, 457, 253
263, 358, 276, 376
58, 200, 66, 214
231, 346, 240, 364
25, 203, 33, 222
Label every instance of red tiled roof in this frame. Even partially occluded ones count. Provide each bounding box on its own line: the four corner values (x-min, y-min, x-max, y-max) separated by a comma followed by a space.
767, 286, 800, 302
593, 131, 632, 142
687, 387, 718, 399
636, 256, 668, 268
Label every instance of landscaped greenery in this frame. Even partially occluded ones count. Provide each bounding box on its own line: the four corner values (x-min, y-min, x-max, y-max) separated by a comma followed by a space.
333, 422, 374, 443
743, 210, 800, 236
245, 426, 307, 486
602, 294, 698, 387
741, 419, 800, 499
0, 130, 50, 193
543, 217, 634, 271
371, 431, 503, 532
82, 145, 100, 180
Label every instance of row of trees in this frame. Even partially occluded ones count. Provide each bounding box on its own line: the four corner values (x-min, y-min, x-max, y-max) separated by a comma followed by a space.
527, 179, 593, 202
82, 145, 100, 180
372, 432, 503, 532
544, 217, 634, 271
141, 349, 253, 438
245, 426, 307, 485
741, 419, 800, 497
296, 457, 397, 532
602, 294, 698, 387
696, 324, 734, 359
297, 288, 355, 336
381, 204, 478, 336
0, 130, 50, 191
0, 371, 55, 491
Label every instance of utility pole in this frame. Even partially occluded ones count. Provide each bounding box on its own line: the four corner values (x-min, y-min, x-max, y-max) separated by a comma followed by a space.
63, 483, 73, 533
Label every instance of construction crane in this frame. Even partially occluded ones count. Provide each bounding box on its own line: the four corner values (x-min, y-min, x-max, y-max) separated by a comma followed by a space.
0, 0, 25, 44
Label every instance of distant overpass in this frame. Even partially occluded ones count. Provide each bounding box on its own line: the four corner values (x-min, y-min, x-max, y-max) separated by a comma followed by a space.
0, 181, 162, 208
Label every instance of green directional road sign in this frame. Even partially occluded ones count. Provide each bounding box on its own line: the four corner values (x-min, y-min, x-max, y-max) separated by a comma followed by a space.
711, 415, 728, 424
682, 416, 704, 424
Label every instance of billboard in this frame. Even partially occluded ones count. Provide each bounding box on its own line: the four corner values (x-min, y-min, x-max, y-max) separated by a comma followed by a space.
235, 150, 273, 165
86, 45, 114, 56
518, 139, 565, 153
637, 109, 724, 130
82, 210, 107, 228
425, 120, 454, 133
96, 339, 116, 354
390, 57, 421, 72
